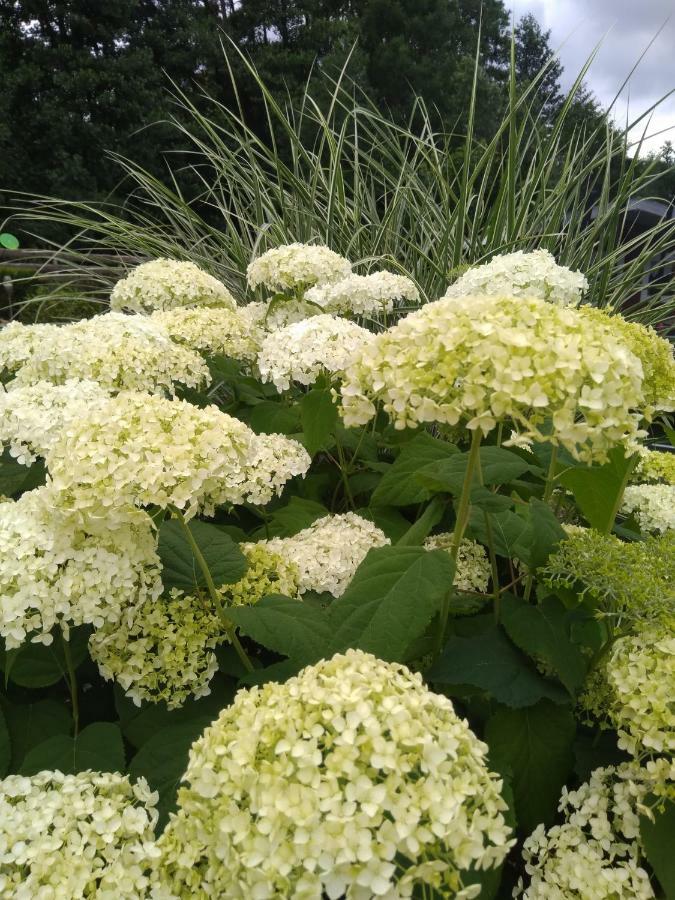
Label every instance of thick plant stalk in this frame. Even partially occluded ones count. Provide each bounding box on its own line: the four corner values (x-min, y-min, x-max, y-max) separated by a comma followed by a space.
61, 634, 80, 736
433, 429, 483, 659
168, 505, 254, 674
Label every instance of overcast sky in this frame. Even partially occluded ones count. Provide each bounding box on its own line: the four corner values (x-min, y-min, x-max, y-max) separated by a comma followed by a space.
510, 0, 675, 156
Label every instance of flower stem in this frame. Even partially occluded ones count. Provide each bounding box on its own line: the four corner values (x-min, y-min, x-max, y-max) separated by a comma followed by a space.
524, 446, 559, 602
433, 429, 482, 660
168, 505, 254, 674
61, 634, 79, 737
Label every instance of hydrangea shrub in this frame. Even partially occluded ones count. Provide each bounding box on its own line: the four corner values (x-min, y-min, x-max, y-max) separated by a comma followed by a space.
0, 246, 672, 898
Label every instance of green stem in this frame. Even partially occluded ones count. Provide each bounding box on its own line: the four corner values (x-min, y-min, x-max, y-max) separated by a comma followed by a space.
335, 437, 356, 510
524, 446, 559, 602
62, 634, 79, 737
474, 447, 501, 620
433, 429, 482, 659
168, 505, 254, 674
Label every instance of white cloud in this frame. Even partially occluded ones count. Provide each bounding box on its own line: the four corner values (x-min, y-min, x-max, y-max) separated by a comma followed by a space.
510, 0, 675, 155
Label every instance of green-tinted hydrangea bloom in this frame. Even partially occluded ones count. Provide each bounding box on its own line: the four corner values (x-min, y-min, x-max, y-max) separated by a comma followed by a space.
633, 447, 675, 484
340, 294, 645, 462
603, 629, 674, 758
224, 543, 300, 608
157, 650, 513, 899
543, 529, 675, 629
579, 307, 675, 415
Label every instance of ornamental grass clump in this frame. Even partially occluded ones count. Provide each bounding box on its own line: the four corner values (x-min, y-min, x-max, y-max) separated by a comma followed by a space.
0, 485, 161, 648
157, 649, 513, 899
443, 249, 588, 307
45, 391, 310, 519
339, 293, 645, 463
257, 314, 375, 392
110, 258, 237, 314
9, 312, 211, 395
515, 759, 675, 899
0, 770, 161, 899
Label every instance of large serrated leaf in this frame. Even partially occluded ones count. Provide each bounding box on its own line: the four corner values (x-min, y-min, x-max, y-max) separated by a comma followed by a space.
418, 445, 540, 495
226, 594, 334, 665
20, 722, 125, 776
428, 624, 569, 707
327, 546, 455, 660
559, 446, 636, 532
371, 432, 458, 506
640, 800, 675, 897
485, 701, 576, 832
501, 594, 587, 696
1, 698, 71, 769
158, 519, 248, 592
300, 388, 339, 455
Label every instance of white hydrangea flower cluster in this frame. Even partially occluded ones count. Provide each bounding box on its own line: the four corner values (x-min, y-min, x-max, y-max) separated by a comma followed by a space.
89, 590, 224, 710
46, 392, 311, 520
305, 271, 420, 316
0, 770, 161, 899
0, 321, 60, 376
0, 486, 161, 648
110, 258, 237, 314
0, 379, 109, 464
9, 312, 210, 395
250, 512, 389, 597
515, 758, 675, 899
257, 314, 375, 392
247, 242, 352, 291
91, 543, 300, 709
424, 533, 491, 593
157, 649, 513, 899
634, 447, 675, 484
150, 306, 263, 364
621, 484, 675, 533
444, 250, 588, 307
605, 629, 675, 757
340, 294, 645, 463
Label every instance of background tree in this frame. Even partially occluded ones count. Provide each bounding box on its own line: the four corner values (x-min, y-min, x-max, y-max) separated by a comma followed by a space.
513, 12, 563, 123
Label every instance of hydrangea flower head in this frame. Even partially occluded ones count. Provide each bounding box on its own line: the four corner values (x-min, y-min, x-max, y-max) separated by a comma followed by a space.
305, 271, 420, 316
0, 378, 109, 465
0, 485, 161, 648
110, 258, 237, 313
158, 649, 513, 898
424, 533, 491, 593
246, 243, 352, 291
621, 483, 675, 533
257, 314, 375, 392
150, 306, 263, 364
633, 447, 675, 484
250, 512, 389, 597
46, 392, 311, 520
339, 294, 645, 463
0, 321, 60, 376
604, 628, 675, 757
10, 312, 210, 395
89, 589, 224, 710
516, 758, 675, 899
579, 307, 675, 414
543, 529, 675, 629
443, 250, 588, 307
0, 770, 160, 899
